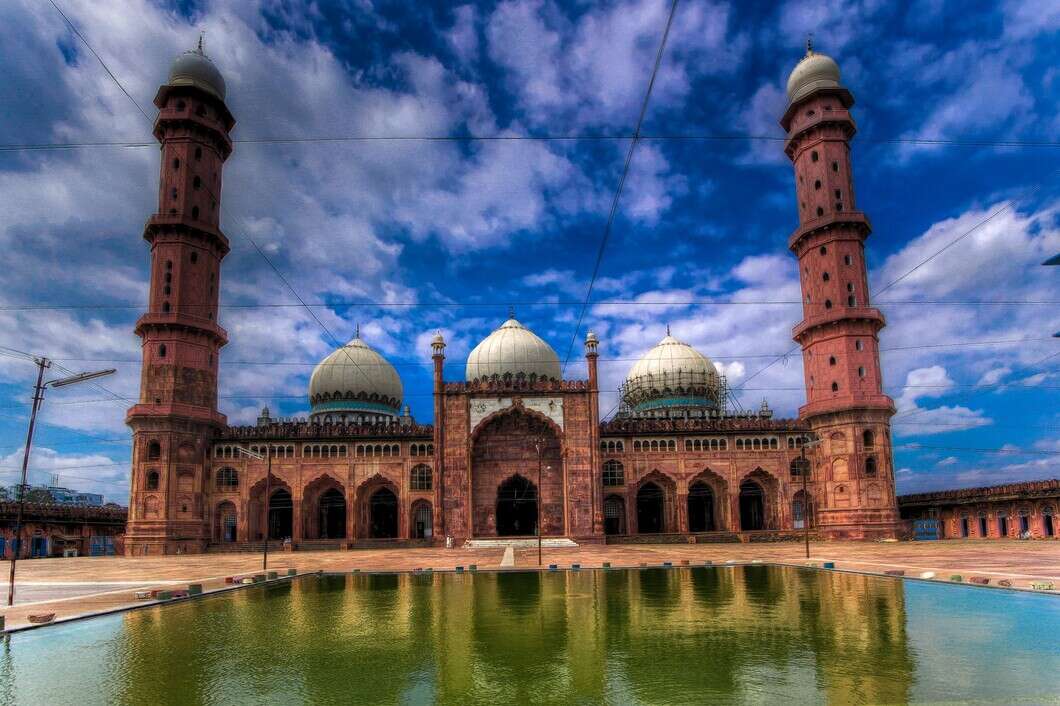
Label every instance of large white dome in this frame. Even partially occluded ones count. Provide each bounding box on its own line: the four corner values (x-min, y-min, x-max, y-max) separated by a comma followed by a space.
308, 336, 402, 421
622, 334, 721, 413
466, 318, 562, 382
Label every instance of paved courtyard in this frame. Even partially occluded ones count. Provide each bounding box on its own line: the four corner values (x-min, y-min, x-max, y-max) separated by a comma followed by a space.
1, 539, 1057, 630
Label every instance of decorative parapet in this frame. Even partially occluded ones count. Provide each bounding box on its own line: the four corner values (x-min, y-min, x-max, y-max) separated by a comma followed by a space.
600, 416, 808, 436
898, 479, 1060, 507
218, 420, 434, 441
445, 377, 590, 394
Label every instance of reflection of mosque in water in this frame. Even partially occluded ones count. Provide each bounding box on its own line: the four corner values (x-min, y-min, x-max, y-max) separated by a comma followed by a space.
110, 567, 913, 703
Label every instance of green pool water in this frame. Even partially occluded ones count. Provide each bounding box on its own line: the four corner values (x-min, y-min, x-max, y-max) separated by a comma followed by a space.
1, 566, 1058, 705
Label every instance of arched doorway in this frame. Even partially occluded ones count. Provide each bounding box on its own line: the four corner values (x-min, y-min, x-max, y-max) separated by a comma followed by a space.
792, 490, 812, 529
739, 480, 765, 531
216, 501, 237, 542
637, 482, 665, 533
496, 475, 538, 536
687, 482, 715, 532
369, 487, 398, 538
269, 489, 293, 540
318, 488, 346, 539
471, 409, 562, 537
604, 495, 626, 535
411, 500, 432, 539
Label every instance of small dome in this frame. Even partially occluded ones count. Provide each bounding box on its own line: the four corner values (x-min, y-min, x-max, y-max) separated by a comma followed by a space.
786, 45, 840, 104
308, 336, 402, 421
168, 41, 226, 101
623, 334, 721, 413
466, 318, 561, 382
585, 331, 599, 343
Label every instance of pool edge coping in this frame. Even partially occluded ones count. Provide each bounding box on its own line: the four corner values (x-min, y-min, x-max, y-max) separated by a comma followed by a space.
4, 560, 1056, 635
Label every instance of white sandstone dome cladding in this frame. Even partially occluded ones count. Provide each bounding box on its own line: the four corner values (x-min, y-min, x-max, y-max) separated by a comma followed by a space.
786, 47, 841, 104
308, 336, 403, 421
466, 318, 562, 382
168, 44, 226, 100
623, 334, 722, 413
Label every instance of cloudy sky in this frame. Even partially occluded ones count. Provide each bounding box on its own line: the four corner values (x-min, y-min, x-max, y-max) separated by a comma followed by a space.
0, 0, 1057, 503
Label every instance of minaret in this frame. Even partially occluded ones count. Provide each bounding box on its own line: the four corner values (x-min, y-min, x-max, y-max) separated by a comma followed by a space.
431, 332, 446, 542
125, 39, 235, 555
781, 40, 899, 538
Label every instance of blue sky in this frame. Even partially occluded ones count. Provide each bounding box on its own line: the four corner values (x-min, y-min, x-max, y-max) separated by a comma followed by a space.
0, 0, 1057, 503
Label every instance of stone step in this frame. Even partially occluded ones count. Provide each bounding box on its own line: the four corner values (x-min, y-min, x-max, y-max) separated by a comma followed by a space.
464, 537, 578, 549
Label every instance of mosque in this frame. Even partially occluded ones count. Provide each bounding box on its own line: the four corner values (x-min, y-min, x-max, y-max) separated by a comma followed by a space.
124, 40, 902, 554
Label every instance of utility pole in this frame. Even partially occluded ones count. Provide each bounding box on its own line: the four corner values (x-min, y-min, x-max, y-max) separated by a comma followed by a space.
8, 359, 115, 606
532, 436, 544, 566
799, 435, 822, 559
236, 447, 271, 571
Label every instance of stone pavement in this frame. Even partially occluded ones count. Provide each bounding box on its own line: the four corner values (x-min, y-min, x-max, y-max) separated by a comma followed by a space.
1, 539, 1057, 630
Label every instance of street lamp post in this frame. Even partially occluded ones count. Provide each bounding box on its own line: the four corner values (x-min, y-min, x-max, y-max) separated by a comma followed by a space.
236, 446, 271, 572
532, 437, 544, 566
799, 435, 822, 560
7, 358, 116, 606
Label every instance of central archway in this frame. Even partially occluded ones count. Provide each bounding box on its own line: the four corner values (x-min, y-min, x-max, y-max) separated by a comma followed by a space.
369, 487, 398, 538
496, 475, 538, 536
319, 488, 347, 539
637, 482, 665, 533
470, 408, 563, 537
688, 481, 715, 532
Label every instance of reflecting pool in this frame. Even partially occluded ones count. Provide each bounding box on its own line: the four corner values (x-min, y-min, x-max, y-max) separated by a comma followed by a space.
1, 566, 1058, 704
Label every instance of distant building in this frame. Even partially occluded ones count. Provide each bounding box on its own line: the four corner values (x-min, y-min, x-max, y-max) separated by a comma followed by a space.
4, 483, 105, 507
0, 502, 126, 558
898, 479, 1059, 539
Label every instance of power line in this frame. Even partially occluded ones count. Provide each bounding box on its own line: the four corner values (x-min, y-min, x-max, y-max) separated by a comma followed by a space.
13, 336, 1048, 369
3, 134, 1059, 153
561, 0, 679, 374
0, 299, 1055, 313
47, 0, 151, 122
44, 1, 382, 405
728, 168, 1060, 401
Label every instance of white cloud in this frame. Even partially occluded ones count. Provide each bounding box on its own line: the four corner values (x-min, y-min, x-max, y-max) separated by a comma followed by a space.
936, 456, 958, 466
0, 446, 128, 503
976, 366, 1011, 387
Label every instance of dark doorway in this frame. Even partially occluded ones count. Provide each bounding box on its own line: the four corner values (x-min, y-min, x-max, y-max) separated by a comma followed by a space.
739, 480, 765, 531
687, 482, 715, 532
998, 516, 1008, 537
218, 502, 237, 542
369, 487, 398, 538
604, 495, 625, 535
960, 517, 969, 538
636, 482, 665, 534
496, 475, 537, 536
978, 516, 988, 537
1045, 513, 1055, 537
319, 488, 346, 539
412, 501, 432, 539
268, 489, 293, 540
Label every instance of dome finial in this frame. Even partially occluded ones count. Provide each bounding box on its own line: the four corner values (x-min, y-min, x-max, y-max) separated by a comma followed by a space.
197, 31, 205, 55
666, 323, 671, 336
806, 33, 813, 56
508, 304, 515, 320
354, 322, 360, 339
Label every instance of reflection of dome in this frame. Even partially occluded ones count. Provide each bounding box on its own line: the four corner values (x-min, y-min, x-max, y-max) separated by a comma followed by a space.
786, 43, 841, 104
308, 335, 402, 423
168, 39, 226, 100
622, 333, 722, 415
466, 318, 561, 382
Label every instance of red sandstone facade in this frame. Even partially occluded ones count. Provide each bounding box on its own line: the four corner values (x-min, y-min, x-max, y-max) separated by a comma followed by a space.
125, 45, 902, 555
899, 480, 1059, 539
